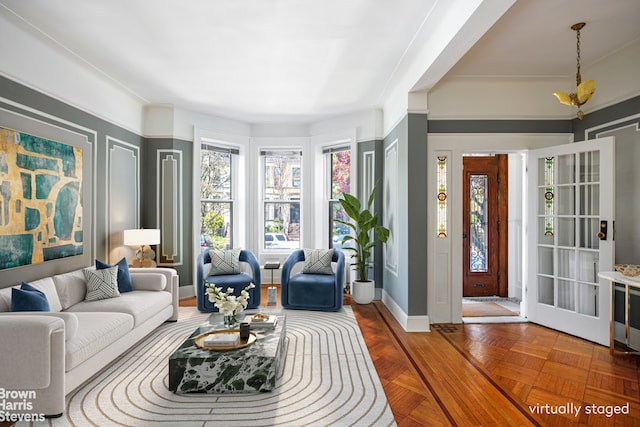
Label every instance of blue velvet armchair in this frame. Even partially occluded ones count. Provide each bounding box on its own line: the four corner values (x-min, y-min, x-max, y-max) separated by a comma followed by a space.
196, 250, 261, 312
280, 249, 345, 311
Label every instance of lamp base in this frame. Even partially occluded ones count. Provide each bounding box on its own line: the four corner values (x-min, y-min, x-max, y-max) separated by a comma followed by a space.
130, 257, 157, 268
129, 245, 157, 268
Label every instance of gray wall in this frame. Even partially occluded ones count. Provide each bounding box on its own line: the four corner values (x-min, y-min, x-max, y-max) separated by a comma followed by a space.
574, 95, 640, 263
357, 139, 384, 287
142, 138, 194, 285
380, 113, 428, 316
0, 76, 189, 288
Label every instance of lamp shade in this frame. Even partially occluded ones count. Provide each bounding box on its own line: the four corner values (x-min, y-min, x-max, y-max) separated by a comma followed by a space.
123, 229, 160, 246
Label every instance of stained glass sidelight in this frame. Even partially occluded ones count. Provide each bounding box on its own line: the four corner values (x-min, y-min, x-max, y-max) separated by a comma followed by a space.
469, 174, 488, 272
437, 156, 447, 237
544, 157, 554, 236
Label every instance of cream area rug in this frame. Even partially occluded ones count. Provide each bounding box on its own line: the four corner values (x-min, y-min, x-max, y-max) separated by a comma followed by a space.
38, 306, 396, 427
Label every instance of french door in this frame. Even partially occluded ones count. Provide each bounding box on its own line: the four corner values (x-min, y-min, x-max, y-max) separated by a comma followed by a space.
526, 137, 614, 346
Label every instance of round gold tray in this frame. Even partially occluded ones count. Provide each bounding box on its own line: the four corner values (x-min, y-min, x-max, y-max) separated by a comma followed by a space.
194, 329, 257, 351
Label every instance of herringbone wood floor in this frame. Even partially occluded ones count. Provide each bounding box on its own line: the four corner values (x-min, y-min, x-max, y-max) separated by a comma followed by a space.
186, 288, 640, 426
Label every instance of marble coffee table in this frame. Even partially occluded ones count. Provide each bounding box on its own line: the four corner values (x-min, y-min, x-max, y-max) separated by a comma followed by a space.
168, 312, 286, 393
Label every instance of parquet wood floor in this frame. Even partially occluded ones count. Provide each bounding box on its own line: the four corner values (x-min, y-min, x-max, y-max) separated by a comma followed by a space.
353, 300, 640, 427
151, 290, 640, 426
182, 289, 639, 425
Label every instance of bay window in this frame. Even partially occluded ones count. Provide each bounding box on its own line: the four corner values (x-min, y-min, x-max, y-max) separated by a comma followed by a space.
325, 146, 351, 249
261, 150, 302, 250
200, 144, 237, 250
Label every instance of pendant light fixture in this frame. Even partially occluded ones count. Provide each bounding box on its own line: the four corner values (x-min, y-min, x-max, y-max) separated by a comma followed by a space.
553, 22, 595, 120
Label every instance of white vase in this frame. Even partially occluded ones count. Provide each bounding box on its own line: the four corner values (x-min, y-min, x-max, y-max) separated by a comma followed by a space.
351, 280, 374, 304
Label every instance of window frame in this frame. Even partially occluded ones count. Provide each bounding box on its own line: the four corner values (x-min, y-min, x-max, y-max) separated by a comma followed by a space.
199, 143, 238, 251
260, 149, 303, 251
324, 145, 352, 249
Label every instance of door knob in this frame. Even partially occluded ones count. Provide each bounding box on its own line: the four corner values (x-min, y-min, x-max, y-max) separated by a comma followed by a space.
598, 221, 607, 240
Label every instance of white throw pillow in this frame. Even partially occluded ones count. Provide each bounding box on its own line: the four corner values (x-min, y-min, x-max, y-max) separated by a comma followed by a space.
209, 249, 241, 275
28, 277, 63, 312
53, 269, 88, 309
302, 249, 335, 275
83, 266, 120, 301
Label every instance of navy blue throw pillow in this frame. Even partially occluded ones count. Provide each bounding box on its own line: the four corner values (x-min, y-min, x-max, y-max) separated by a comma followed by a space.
11, 282, 51, 312
96, 257, 133, 293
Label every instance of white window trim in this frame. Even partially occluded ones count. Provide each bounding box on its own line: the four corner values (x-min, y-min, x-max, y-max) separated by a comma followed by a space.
311, 129, 357, 252
192, 127, 249, 293
254, 137, 308, 262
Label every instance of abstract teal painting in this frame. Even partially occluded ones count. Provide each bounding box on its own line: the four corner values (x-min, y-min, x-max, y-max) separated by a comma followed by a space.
0, 127, 83, 270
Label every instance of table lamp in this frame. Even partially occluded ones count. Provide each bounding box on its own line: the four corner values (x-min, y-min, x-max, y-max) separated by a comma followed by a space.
123, 228, 161, 267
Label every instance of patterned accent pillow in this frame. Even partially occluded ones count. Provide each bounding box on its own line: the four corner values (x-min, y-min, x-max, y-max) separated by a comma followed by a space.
96, 257, 133, 293
209, 249, 241, 275
302, 249, 335, 275
83, 266, 121, 301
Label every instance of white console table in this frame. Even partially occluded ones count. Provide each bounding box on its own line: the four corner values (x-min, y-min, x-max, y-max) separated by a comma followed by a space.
598, 271, 640, 355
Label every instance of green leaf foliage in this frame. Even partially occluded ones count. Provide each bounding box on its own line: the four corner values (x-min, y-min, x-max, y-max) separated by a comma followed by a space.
337, 184, 391, 281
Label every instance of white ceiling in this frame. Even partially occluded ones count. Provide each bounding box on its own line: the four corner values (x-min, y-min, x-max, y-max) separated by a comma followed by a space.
2, 0, 640, 124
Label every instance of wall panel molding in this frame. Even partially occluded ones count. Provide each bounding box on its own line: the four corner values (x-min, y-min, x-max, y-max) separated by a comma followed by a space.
157, 149, 183, 266
383, 139, 398, 275
107, 136, 139, 262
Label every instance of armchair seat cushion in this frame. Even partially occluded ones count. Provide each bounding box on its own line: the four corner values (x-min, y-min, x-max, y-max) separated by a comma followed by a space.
287, 273, 338, 309
201, 273, 259, 311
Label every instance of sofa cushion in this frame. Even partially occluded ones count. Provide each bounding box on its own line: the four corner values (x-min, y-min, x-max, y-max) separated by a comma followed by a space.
66, 290, 171, 327
0, 287, 13, 312
209, 249, 241, 275
96, 257, 133, 293
0, 279, 64, 313
11, 283, 51, 312
302, 249, 335, 275
83, 267, 120, 301
53, 269, 88, 310
28, 277, 64, 312
65, 312, 134, 371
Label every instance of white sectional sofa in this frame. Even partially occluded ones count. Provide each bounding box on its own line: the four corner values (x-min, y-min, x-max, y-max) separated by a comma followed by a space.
0, 266, 178, 419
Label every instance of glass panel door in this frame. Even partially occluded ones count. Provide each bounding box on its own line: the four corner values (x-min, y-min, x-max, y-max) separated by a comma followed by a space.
527, 137, 614, 346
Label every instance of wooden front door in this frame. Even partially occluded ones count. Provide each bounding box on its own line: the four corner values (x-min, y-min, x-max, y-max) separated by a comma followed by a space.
463, 155, 508, 297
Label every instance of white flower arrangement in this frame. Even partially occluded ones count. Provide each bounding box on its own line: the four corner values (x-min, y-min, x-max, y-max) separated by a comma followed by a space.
205, 282, 256, 316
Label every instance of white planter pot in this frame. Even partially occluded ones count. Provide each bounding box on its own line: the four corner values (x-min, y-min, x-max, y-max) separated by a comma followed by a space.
351, 280, 375, 304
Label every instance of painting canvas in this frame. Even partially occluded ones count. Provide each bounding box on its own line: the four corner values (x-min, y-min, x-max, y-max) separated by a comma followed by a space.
0, 126, 83, 270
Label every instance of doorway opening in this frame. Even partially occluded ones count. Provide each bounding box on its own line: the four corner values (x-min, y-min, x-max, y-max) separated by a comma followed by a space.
462, 153, 525, 322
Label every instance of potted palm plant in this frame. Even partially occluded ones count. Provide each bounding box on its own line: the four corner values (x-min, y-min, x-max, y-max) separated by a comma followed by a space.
336, 185, 390, 304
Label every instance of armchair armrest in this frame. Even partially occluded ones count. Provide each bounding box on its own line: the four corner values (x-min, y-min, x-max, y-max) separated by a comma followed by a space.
240, 250, 262, 288
281, 250, 305, 303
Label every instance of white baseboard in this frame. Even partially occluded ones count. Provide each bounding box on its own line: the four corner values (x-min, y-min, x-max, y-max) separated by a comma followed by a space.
381, 289, 430, 332
179, 285, 195, 299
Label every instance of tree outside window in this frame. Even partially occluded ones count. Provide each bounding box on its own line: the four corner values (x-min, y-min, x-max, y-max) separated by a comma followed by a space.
327, 147, 351, 249
200, 145, 235, 250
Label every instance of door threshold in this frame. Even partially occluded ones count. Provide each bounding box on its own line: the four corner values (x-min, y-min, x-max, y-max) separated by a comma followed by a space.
462, 316, 528, 324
